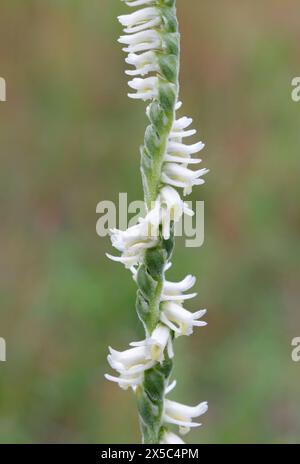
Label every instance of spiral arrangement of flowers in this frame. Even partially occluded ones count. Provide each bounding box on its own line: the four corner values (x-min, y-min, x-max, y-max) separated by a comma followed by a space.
105, 0, 208, 444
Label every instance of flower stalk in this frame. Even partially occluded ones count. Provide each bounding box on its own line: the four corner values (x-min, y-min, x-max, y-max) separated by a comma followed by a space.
105, 0, 208, 444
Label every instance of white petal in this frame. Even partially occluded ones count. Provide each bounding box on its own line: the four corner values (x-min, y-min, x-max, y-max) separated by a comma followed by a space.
160, 311, 181, 334
123, 0, 156, 7
149, 324, 170, 362
167, 337, 174, 359
160, 430, 185, 444
160, 292, 197, 302
125, 62, 159, 76
172, 116, 193, 131
124, 17, 161, 34
169, 129, 197, 139
162, 163, 209, 193
164, 154, 202, 164
118, 7, 159, 27
119, 30, 161, 54
175, 101, 182, 110
104, 373, 142, 390
166, 399, 208, 419
193, 309, 207, 320
167, 141, 205, 156
164, 275, 196, 294
165, 379, 177, 395
128, 76, 159, 101
164, 415, 202, 430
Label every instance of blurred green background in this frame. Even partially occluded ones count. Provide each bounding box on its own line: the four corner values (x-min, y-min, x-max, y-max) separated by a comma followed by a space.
0, 0, 299, 444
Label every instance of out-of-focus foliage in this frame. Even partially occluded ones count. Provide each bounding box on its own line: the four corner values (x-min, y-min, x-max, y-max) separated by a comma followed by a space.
0, 0, 299, 443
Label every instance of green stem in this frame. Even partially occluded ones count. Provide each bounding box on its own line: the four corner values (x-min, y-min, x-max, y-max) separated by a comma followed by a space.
148, 279, 164, 334
135, 0, 180, 444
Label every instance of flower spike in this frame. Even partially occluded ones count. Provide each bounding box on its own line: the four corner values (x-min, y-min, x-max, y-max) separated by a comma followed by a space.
105, 0, 208, 444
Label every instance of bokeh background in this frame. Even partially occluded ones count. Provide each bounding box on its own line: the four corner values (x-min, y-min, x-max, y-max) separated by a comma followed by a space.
0, 0, 299, 444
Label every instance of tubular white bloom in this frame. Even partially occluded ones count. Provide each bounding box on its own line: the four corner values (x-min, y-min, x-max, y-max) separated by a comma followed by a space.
163, 105, 208, 195
169, 111, 201, 141
130, 324, 174, 363
118, 29, 161, 54
175, 100, 183, 110
118, 7, 161, 34
106, 325, 173, 390
106, 207, 160, 268
168, 141, 204, 155
163, 400, 208, 435
149, 324, 173, 362
159, 186, 193, 221
128, 76, 159, 101
122, 0, 156, 7
171, 116, 193, 133
104, 372, 143, 391
164, 134, 205, 166
107, 345, 155, 376
160, 430, 186, 445
158, 186, 194, 239
165, 379, 177, 395
161, 163, 209, 196
160, 301, 207, 337
125, 51, 159, 76
161, 274, 197, 302
169, 127, 197, 140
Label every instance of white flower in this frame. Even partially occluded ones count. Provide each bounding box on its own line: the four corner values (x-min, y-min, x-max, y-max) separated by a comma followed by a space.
149, 324, 174, 362
164, 140, 205, 164
130, 324, 173, 363
118, 7, 161, 34
105, 325, 173, 390
159, 186, 194, 239
160, 103, 209, 195
105, 344, 155, 390
128, 76, 159, 101
165, 378, 177, 395
122, 0, 156, 7
161, 273, 197, 302
170, 108, 198, 143
125, 51, 159, 76
106, 208, 160, 268
160, 430, 186, 445
118, 29, 161, 54
163, 399, 208, 435
104, 372, 143, 391
161, 163, 209, 196
170, 127, 196, 140
159, 186, 194, 220
170, 116, 194, 137
160, 301, 207, 337
107, 345, 154, 374
160, 274, 207, 337
175, 100, 183, 110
